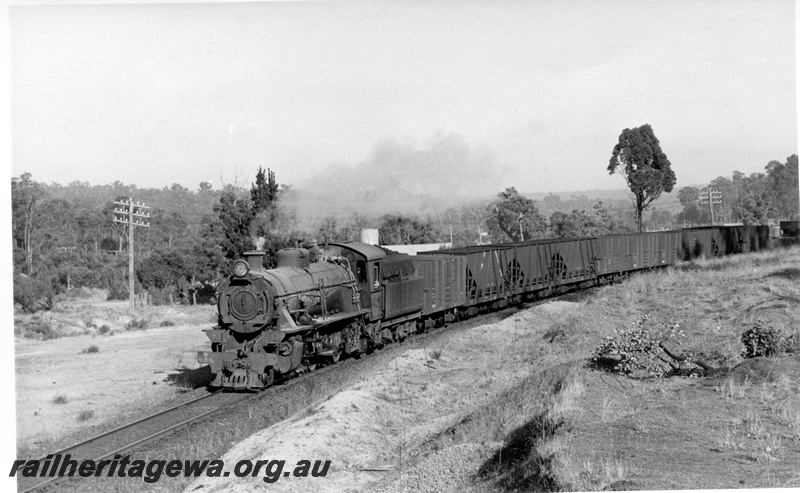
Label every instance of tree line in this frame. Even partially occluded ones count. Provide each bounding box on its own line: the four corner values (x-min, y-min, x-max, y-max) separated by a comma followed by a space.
12, 126, 797, 312
675, 155, 798, 226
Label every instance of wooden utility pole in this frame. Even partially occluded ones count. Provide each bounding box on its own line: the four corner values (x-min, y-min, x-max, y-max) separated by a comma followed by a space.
698, 189, 723, 225
113, 198, 150, 312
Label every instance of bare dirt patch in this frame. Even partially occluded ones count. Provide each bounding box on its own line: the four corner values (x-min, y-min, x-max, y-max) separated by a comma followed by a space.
15, 303, 214, 453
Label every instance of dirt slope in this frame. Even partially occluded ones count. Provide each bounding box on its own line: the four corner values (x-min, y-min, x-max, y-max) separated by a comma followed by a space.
183, 301, 579, 493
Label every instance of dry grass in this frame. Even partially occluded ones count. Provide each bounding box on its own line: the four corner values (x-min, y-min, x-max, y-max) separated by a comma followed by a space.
534, 245, 800, 491
15, 299, 216, 340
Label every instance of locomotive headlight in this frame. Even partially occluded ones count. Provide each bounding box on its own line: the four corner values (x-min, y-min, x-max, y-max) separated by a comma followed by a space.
232, 260, 250, 278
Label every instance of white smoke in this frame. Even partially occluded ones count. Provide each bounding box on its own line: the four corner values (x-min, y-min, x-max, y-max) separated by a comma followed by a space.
252, 236, 266, 251
284, 133, 504, 233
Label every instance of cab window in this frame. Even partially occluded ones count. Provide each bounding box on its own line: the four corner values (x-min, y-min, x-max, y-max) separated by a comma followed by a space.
356, 260, 367, 283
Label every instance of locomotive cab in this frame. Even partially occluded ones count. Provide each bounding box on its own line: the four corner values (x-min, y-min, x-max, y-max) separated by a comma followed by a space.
326, 242, 424, 326
323, 242, 385, 321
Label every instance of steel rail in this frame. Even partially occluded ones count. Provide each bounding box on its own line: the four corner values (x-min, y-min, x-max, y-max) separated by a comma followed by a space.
30, 389, 222, 463
18, 365, 332, 493
20, 392, 261, 493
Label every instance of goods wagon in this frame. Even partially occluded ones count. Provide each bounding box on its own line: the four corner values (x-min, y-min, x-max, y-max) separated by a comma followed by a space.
595, 231, 681, 276
411, 254, 466, 325
426, 237, 595, 308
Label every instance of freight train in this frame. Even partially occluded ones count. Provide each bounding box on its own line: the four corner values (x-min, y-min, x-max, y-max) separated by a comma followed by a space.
197, 225, 772, 389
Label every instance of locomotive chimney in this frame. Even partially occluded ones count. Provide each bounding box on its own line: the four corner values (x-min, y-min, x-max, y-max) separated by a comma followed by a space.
243, 251, 266, 273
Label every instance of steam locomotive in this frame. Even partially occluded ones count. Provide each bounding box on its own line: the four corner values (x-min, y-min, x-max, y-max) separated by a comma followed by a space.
197, 225, 773, 390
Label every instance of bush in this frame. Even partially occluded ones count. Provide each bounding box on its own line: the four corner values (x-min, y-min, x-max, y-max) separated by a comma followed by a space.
14, 274, 54, 313
82, 345, 99, 354
159, 320, 175, 327
146, 286, 177, 306
125, 318, 149, 331
107, 278, 129, 301
741, 320, 783, 358
20, 318, 60, 340
63, 287, 94, 300
98, 325, 110, 335
594, 314, 683, 377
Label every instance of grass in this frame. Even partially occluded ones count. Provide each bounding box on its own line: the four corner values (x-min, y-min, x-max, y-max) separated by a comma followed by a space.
77, 410, 94, 422
716, 377, 750, 399
537, 245, 800, 490
14, 299, 214, 340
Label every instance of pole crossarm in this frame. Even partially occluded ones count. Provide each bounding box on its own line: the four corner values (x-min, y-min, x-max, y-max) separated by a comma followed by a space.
113, 200, 151, 228
698, 189, 723, 225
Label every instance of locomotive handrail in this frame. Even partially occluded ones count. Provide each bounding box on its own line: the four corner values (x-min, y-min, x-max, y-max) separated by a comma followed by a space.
310, 309, 370, 328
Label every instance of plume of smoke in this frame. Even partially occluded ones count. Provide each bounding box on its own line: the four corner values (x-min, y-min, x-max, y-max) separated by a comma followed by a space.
284, 132, 503, 234
252, 236, 266, 251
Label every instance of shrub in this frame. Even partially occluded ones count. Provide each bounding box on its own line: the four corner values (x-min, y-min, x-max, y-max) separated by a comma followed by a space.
594, 314, 683, 377
98, 325, 110, 335
107, 278, 129, 301
125, 318, 149, 331
146, 287, 174, 306
52, 394, 68, 405
741, 320, 783, 358
14, 274, 54, 313
77, 410, 94, 421
65, 287, 94, 300
21, 319, 60, 340
82, 345, 99, 354
159, 320, 175, 327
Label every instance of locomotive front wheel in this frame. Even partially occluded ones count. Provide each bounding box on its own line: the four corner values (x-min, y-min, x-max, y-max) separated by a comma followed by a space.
330, 351, 341, 364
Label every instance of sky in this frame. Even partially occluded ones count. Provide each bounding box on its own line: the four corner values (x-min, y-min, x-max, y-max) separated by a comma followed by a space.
8, 0, 797, 196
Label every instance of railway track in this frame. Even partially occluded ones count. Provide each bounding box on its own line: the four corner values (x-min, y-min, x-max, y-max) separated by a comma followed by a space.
17, 389, 258, 492
18, 297, 562, 492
